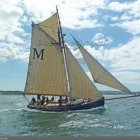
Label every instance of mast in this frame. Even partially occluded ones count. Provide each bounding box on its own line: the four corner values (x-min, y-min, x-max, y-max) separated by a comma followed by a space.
56, 6, 72, 100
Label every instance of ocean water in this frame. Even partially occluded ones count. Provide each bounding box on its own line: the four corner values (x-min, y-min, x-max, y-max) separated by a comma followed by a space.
0, 93, 140, 136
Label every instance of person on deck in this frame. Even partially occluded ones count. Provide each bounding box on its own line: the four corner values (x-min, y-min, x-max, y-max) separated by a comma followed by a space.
43, 97, 49, 106
46, 97, 49, 103
37, 95, 41, 101
40, 96, 45, 105
64, 96, 68, 103
58, 96, 62, 107
87, 98, 91, 103
31, 97, 36, 105
51, 96, 54, 102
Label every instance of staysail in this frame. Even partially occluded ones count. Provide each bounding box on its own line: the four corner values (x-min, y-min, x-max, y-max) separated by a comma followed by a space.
72, 36, 131, 93
65, 45, 102, 100
24, 16, 67, 96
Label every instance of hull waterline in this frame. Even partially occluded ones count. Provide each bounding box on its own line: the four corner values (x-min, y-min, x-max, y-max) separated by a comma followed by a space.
27, 97, 105, 112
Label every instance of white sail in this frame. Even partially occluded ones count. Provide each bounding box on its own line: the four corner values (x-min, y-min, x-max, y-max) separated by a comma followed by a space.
65, 46, 102, 100
73, 37, 131, 93
24, 24, 67, 96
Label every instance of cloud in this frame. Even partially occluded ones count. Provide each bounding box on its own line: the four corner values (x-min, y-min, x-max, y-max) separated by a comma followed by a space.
108, 0, 140, 35
0, 43, 29, 62
0, 0, 32, 63
0, 0, 24, 40
22, 0, 105, 29
91, 33, 113, 46
112, 71, 140, 85
7, 34, 25, 45
108, 1, 131, 12
107, 37, 140, 70
108, 0, 140, 17
111, 16, 119, 21
0, 0, 27, 62
112, 19, 140, 35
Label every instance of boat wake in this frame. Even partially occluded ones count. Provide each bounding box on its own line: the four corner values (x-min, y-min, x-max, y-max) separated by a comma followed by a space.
22, 105, 105, 114
22, 108, 63, 113
0, 108, 24, 113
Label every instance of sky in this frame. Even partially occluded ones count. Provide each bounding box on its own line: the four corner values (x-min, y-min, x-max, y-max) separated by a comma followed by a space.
0, 0, 140, 92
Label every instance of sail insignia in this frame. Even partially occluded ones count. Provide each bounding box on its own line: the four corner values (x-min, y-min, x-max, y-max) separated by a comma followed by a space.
32, 48, 45, 60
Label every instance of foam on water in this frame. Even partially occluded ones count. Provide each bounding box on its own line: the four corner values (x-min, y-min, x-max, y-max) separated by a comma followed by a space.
0, 108, 24, 113
0, 93, 140, 136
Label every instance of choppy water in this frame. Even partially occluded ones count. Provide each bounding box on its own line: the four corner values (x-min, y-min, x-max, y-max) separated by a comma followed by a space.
0, 93, 140, 136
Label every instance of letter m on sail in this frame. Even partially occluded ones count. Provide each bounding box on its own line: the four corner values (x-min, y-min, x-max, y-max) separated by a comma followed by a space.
33, 48, 45, 60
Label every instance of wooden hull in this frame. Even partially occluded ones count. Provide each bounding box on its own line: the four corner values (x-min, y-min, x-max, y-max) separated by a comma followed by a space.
27, 97, 105, 112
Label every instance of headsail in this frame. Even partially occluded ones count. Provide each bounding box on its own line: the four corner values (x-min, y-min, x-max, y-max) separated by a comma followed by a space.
65, 45, 102, 100
72, 36, 131, 93
24, 18, 67, 96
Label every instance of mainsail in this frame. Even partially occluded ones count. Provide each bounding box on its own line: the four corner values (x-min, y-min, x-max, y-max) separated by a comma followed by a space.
24, 15, 67, 96
65, 46, 102, 100
72, 36, 131, 93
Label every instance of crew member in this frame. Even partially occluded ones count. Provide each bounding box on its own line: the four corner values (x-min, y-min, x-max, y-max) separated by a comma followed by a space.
58, 96, 62, 107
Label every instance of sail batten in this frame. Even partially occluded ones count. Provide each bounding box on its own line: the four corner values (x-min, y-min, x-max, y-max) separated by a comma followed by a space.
72, 36, 131, 93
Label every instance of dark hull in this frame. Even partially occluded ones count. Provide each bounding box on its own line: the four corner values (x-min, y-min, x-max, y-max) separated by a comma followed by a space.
27, 97, 105, 112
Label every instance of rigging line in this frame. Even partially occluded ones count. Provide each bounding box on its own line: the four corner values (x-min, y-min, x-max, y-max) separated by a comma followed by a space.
105, 95, 139, 108
105, 94, 140, 101
23, 93, 30, 103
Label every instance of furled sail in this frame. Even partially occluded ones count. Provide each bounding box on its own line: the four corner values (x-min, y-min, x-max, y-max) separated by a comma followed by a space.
72, 36, 131, 93
65, 46, 102, 100
38, 13, 59, 43
24, 23, 67, 96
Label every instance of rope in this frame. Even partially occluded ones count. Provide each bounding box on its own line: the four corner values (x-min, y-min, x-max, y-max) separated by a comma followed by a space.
105, 94, 140, 107
105, 94, 140, 101
23, 93, 30, 103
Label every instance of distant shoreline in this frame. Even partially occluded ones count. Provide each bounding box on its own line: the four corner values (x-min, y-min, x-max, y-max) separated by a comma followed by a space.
0, 90, 139, 95
0, 91, 23, 95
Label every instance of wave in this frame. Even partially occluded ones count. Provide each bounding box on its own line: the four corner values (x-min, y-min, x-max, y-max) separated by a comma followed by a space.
0, 108, 24, 113
22, 108, 63, 114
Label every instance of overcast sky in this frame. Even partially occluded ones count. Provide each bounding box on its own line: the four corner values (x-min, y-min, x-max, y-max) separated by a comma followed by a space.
0, 0, 140, 92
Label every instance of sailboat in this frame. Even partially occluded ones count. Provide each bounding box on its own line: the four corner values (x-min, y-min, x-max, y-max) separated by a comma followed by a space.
24, 7, 132, 112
